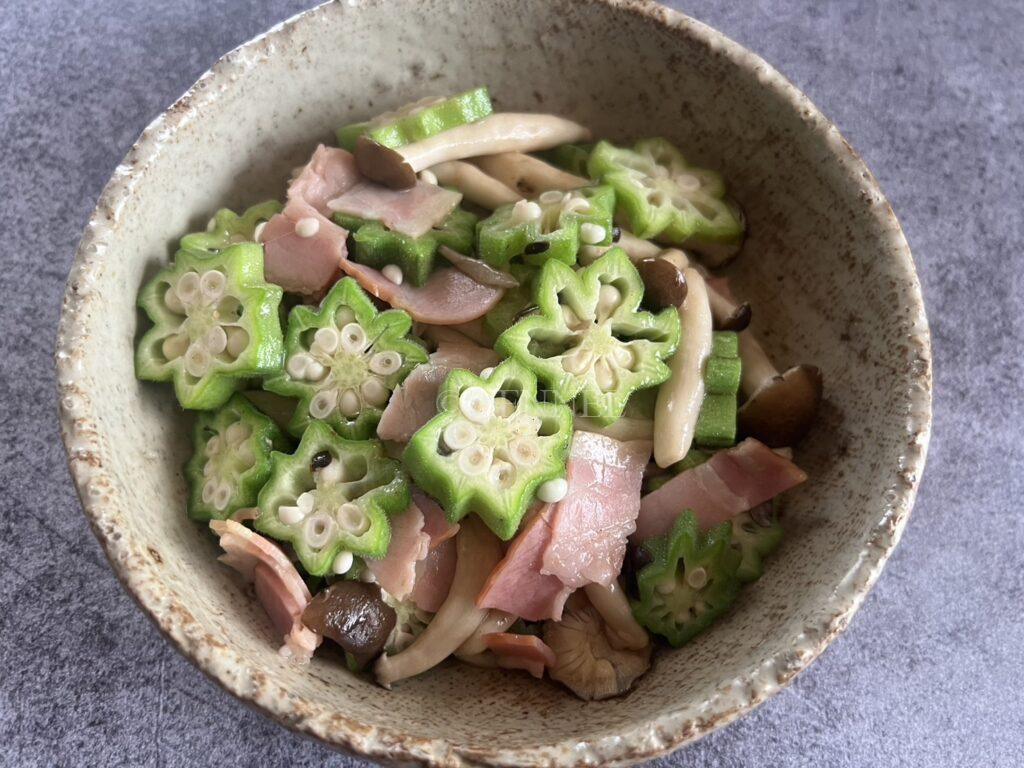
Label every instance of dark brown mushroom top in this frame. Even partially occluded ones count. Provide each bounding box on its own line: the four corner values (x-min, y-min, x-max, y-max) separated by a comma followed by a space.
636, 258, 688, 310
714, 301, 752, 332
302, 581, 396, 667
355, 136, 418, 189
738, 364, 823, 447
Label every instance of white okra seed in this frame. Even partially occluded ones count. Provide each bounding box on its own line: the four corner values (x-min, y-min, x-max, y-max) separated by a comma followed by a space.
278, 504, 305, 526
457, 444, 493, 476
184, 344, 211, 377
332, 550, 355, 575
539, 190, 564, 205
442, 420, 477, 451
418, 170, 438, 185
312, 326, 340, 355
317, 460, 344, 486
203, 325, 228, 354
594, 358, 617, 392
213, 482, 233, 511
253, 221, 267, 241
199, 270, 226, 301
597, 284, 622, 316
176, 271, 200, 304
337, 503, 370, 535
304, 360, 326, 381
161, 333, 189, 361
295, 217, 320, 238
479, 367, 494, 378
296, 491, 316, 513
225, 421, 251, 445
674, 173, 700, 192
225, 326, 249, 357
303, 512, 335, 548
309, 388, 338, 419
580, 222, 606, 245
489, 460, 515, 489
492, 397, 515, 418
163, 287, 185, 314
338, 388, 361, 417
537, 478, 568, 503
686, 566, 708, 590
369, 351, 402, 375
202, 480, 217, 503
561, 196, 592, 214
509, 437, 539, 466
286, 352, 312, 380
459, 386, 493, 424
339, 322, 367, 353
381, 264, 404, 285
511, 199, 542, 224
361, 377, 390, 407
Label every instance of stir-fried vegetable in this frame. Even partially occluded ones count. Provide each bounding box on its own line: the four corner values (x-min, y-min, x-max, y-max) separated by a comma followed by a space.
179, 200, 282, 257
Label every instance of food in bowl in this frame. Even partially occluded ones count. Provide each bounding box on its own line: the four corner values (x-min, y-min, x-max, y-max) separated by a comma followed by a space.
133, 87, 822, 700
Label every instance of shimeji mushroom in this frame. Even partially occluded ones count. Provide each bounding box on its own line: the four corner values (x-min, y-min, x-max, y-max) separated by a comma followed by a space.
582, 581, 649, 651
301, 581, 397, 668
428, 160, 520, 210
472, 151, 589, 198
736, 333, 823, 448
355, 113, 592, 189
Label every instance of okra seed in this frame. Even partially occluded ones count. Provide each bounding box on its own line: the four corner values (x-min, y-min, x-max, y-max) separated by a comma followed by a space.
309, 389, 338, 419
656, 579, 675, 595
675, 173, 700, 192
164, 287, 185, 314
295, 217, 320, 238
561, 347, 593, 376
161, 333, 189, 361
458, 386, 493, 424
339, 322, 367, 353
225, 326, 249, 357
235, 441, 254, 467
479, 367, 494, 378
381, 264, 404, 285
580, 223, 606, 245
312, 327, 340, 355
202, 461, 214, 477
509, 437, 539, 466
418, 169, 438, 185
537, 477, 568, 503
213, 482, 232, 511
254, 221, 267, 241
332, 550, 354, 575
203, 325, 228, 355
337, 503, 369, 535
457, 445, 493, 476
361, 377, 390, 407
339, 388, 361, 417
539, 190, 564, 205
561, 196, 591, 215
206, 435, 222, 454
176, 272, 200, 304
648, 191, 669, 207
184, 344, 211, 377
287, 352, 312, 379
225, 421, 251, 445
578, 244, 606, 264
513, 413, 543, 436
594, 358, 617, 392
304, 360, 326, 381
492, 397, 515, 419
597, 284, 622, 317
303, 512, 335, 548
317, 460, 344, 486
202, 480, 217, 503
612, 345, 636, 370
561, 305, 582, 328
523, 241, 549, 255
278, 504, 305, 526
511, 200, 542, 224
489, 460, 516, 489
199, 270, 226, 301
369, 351, 402, 375
310, 452, 332, 470
442, 420, 477, 451
686, 567, 708, 589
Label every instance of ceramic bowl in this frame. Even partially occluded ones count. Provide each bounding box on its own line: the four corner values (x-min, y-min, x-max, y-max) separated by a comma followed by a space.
56, 0, 931, 764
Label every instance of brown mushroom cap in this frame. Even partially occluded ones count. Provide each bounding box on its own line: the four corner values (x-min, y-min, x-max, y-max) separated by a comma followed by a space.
737, 364, 823, 447
302, 581, 397, 666
355, 136, 417, 189
714, 301, 752, 331
636, 258, 688, 310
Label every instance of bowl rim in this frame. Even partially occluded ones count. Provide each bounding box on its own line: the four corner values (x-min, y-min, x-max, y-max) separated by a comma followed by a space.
55, 0, 932, 765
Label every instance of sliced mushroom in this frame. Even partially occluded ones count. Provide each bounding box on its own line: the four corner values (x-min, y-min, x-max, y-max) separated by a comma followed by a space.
709, 293, 752, 331
374, 517, 503, 687
429, 160, 520, 209
438, 245, 520, 289
582, 581, 649, 651
472, 152, 589, 197
653, 268, 712, 467
737, 332, 823, 447
456, 610, 516, 657
356, 113, 592, 189
636, 257, 687, 310
543, 595, 651, 701
301, 581, 396, 668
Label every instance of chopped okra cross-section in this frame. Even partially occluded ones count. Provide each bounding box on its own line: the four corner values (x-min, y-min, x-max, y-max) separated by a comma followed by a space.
630, 510, 742, 647
135, 243, 285, 410
186, 394, 288, 521
179, 200, 282, 257
588, 138, 744, 256
476, 185, 616, 268
264, 277, 427, 439
403, 359, 574, 540
496, 248, 680, 425
256, 420, 410, 575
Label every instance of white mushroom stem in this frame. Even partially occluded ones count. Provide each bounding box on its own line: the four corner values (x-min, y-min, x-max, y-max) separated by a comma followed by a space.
583, 582, 649, 651
374, 517, 502, 687
455, 610, 516, 657
654, 268, 713, 468
738, 328, 781, 397
616, 231, 661, 260
573, 414, 653, 442
358, 113, 592, 188
429, 161, 520, 209
472, 152, 589, 197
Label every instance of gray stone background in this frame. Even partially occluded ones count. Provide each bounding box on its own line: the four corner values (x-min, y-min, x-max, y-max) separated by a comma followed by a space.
1, 0, 1021, 765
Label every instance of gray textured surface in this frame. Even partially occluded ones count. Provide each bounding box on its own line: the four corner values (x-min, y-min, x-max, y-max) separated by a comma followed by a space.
1, 0, 1021, 765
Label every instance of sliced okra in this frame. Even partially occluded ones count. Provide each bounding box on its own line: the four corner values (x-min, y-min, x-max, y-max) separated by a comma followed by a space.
179, 200, 282, 257
731, 501, 784, 583
693, 331, 742, 449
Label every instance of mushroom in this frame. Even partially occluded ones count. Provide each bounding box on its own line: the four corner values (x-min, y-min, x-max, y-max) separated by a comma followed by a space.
472, 152, 589, 197
438, 245, 520, 289
374, 517, 503, 687
582, 581, 649, 651
709, 291, 752, 331
429, 160, 521, 209
737, 332, 823, 447
356, 113, 592, 189
635, 257, 688, 310
573, 414, 653, 442
301, 581, 397, 668
653, 268, 713, 467
543, 594, 651, 700
455, 610, 516, 657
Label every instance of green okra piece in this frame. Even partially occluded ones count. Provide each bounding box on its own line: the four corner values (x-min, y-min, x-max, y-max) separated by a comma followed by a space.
588, 138, 744, 254
179, 201, 282, 258
135, 244, 285, 410
536, 143, 595, 179
264, 277, 427, 440
332, 206, 477, 287
476, 185, 616, 269
186, 394, 289, 521
482, 263, 539, 341
403, 359, 574, 540
630, 510, 741, 647
731, 501, 784, 583
496, 248, 680, 424
693, 331, 742, 449
336, 87, 493, 150
256, 420, 410, 575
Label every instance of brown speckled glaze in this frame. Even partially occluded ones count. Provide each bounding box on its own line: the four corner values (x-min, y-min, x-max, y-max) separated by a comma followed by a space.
55, 1, 931, 765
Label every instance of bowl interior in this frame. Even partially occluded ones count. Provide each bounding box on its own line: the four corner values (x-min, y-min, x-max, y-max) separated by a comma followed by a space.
58, 1, 930, 764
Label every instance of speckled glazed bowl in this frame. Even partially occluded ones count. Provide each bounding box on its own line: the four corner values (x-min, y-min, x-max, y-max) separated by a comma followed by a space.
56, 0, 931, 764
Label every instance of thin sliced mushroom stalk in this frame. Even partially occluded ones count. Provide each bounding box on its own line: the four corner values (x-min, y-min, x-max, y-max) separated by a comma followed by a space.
438, 245, 520, 289
737, 332, 823, 448
356, 113, 592, 189
429, 161, 520, 210
456, 610, 516, 657
374, 517, 503, 687
654, 268, 713, 467
472, 152, 589, 197
583, 581, 649, 651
